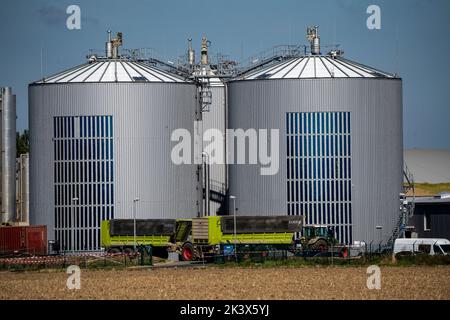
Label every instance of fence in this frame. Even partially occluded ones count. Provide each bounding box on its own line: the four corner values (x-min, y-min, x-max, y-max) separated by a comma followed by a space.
3, 240, 446, 269
200, 240, 397, 266
0, 249, 153, 270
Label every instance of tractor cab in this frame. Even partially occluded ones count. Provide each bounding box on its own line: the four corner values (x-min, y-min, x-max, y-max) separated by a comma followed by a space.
303, 225, 329, 239
303, 225, 333, 239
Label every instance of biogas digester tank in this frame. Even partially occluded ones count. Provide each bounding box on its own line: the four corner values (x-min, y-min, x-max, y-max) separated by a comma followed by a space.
29, 34, 198, 251
227, 35, 403, 244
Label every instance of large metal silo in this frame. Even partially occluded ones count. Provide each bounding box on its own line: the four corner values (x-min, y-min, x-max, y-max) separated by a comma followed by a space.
227, 37, 403, 244
29, 35, 199, 251
0, 87, 17, 224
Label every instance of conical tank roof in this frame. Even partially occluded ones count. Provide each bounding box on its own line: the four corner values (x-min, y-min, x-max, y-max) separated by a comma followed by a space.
33, 59, 189, 84
240, 55, 396, 80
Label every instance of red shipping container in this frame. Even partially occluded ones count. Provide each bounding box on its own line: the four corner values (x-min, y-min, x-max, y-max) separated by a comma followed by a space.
0, 226, 47, 256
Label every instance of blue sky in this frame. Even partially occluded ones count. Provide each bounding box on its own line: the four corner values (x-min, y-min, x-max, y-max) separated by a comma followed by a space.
1, 0, 449, 150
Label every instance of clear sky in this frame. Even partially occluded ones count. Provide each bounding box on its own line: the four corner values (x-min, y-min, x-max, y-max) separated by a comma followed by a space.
1, 0, 449, 150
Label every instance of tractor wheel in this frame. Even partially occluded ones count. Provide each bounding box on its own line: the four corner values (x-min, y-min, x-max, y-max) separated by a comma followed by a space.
311, 239, 328, 252
182, 243, 195, 261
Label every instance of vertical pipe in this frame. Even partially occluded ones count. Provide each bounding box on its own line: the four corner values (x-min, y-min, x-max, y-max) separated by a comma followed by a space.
133, 200, 136, 251
188, 38, 195, 66
133, 198, 140, 251
106, 30, 112, 58
23, 154, 29, 224
231, 197, 237, 262
224, 83, 228, 199
16, 153, 29, 223
201, 36, 208, 65
195, 86, 204, 217
1, 87, 16, 224
112, 46, 119, 59
202, 152, 210, 216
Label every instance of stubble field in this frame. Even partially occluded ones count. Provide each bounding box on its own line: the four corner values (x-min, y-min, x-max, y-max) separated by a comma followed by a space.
0, 266, 449, 300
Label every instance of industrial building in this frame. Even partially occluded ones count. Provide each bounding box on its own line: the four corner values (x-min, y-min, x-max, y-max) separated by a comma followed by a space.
227, 27, 403, 244
29, 32, 199, 251
406, 194, 450, 239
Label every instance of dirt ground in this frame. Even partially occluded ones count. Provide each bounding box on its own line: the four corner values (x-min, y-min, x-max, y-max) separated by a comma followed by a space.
0, 266, 449, 300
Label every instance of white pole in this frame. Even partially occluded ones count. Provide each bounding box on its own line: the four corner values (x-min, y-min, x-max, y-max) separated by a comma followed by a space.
376, 225, 383, 253
133, 198, 140, 251
71, 197, 79, 253
202, 152, 210, 216
230, 195, 237, 262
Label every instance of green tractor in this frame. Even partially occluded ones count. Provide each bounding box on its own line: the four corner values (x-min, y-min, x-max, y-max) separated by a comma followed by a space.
298, 225, 340, 255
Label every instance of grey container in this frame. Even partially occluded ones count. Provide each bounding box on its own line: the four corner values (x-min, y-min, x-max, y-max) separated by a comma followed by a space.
29, 60, 199, 251
227, 55, 403, 244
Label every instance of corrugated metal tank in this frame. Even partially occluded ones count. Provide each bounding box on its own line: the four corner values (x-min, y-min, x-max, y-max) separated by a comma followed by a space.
227, 54, 403, 244
0, 87, 17, 224
29, 59, 198, 251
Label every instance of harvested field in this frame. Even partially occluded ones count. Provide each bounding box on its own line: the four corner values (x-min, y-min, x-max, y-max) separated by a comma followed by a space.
0, 266, 449, 300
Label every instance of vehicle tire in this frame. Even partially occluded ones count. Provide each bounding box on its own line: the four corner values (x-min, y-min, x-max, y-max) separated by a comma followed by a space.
182, 243, 195, 261
311, 239, 328, 252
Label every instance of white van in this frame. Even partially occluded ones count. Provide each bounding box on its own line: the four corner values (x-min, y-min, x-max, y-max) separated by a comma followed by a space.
393, 238, 450, 256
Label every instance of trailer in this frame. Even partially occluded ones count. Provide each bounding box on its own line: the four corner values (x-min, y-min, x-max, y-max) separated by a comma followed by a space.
174, 215, 303, 261
101, 219, 176, 254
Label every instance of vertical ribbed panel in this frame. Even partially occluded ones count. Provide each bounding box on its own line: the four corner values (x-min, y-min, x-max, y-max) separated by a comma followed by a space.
228, 78, 403, 243
29, 83, 198, 245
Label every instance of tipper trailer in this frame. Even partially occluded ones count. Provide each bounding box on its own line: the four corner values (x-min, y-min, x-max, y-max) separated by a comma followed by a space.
176, 215, 303, 261
101, 216, 303, 260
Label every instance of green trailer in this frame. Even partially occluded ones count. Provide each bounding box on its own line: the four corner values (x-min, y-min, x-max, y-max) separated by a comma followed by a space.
101, 219, 175, 253
174, 215, 303, 261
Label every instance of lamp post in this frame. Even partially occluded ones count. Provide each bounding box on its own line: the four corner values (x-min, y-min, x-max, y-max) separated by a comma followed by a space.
133, 198, 140, 251
230, 195, 237, 262
376, 225, 383, 253
202, 151, 210, 217
71, 197, 79, 253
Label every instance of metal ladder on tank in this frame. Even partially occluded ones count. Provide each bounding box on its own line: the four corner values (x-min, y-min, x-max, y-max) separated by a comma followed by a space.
199, 79, 212, 113
387, 163, 415, 248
